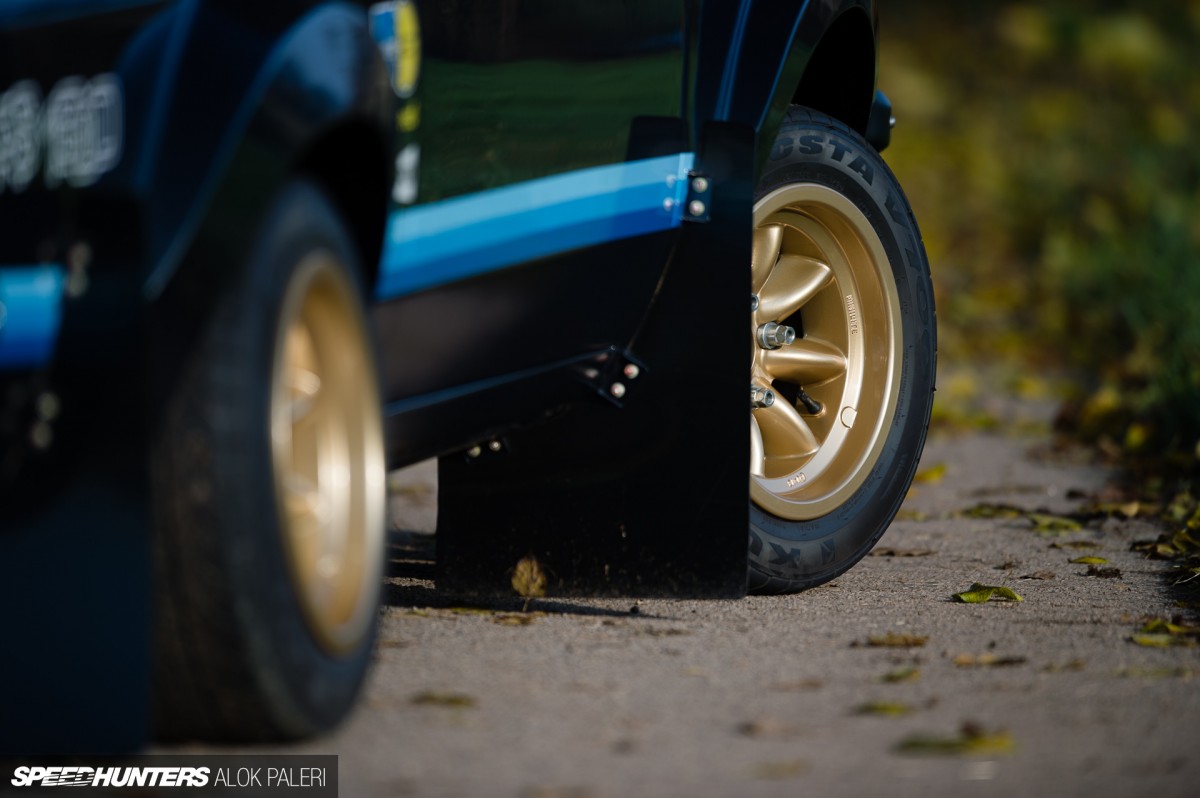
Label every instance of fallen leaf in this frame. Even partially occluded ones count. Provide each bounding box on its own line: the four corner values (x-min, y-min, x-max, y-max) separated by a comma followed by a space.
1116, 501, 1141, 518
863, 632, 929, 648
880, 666, 921, 683
1050, 541, 1102, 550
737, 716, 799, 739
1028, 513, 1083, 535
895, 509, 929, 522
410, 691, 477, 708
913, 463, 948, 484
512, 555, 548, 606
522, 787, 598, 798
493, 613, 541, 626
870, 547, 935, 557
958, 503, 1025, 520
1131, 633, 1182, 648
952, 583, 1023, 603
895, 724, 1014, 756
770, 678, 824, 692
1140, 619, 1200, 636
1117, 667, 1195, 679
857, 701, 914, 717
1020, 570, 1056, 580
952, 653, 1027, 668
748, 759, 809, 780
1042, 659, 1087, 673
1085, 564, 1122, 578
1129, 618, 1200, 647
638, 627, 692, 637
1069, 556, 1108, 565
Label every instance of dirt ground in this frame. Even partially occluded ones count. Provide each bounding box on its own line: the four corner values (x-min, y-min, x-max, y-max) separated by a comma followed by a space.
211, 392, 1200, 798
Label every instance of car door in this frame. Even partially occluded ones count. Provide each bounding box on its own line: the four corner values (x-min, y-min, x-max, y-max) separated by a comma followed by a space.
368, 0, 693, 462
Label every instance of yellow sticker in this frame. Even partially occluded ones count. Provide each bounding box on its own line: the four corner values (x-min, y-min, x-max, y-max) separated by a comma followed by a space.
394, 0, 421, 99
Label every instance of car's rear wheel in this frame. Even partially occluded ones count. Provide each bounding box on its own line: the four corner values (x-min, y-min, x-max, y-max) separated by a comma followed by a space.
151, 179, 386, 741
748, 107, 936, 594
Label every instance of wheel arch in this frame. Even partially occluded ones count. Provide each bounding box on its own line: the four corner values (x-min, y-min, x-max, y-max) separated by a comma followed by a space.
143, 3, 394, 420
296, 120, 392, 294
699, 0, 879, 175
790, 8, 877, 137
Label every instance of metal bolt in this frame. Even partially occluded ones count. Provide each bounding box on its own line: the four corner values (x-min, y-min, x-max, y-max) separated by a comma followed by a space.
688, 200, 706, 217
662, 198, 675, 212
623, 363, 640, 380
691, 176, 709, 194
467, 445, 482, 458
65, 242, 92, 299
751, 385, 776, 409
610, 382, 627, 399
30, 421, 53, 450
488, 439, 502, 452
35, 392, 60, 421
751, 294, 759, 312
756, 321, 796, 350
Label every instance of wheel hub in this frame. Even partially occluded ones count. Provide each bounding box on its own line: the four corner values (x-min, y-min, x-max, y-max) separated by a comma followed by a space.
749, 184, 903, 520
270, 253, 385, 656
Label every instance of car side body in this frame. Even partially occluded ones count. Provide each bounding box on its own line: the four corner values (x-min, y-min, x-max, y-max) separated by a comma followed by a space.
0, 0, 901, 752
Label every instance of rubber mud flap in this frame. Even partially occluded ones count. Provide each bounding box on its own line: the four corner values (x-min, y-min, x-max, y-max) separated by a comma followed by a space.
437, 122, 753, 599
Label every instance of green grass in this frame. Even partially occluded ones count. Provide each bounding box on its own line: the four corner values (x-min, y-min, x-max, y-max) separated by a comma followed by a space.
417, 53, 681, 200
881, 1, 1200, 479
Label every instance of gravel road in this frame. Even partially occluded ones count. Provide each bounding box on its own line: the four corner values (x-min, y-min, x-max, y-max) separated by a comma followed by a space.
214, 397, 1200, 798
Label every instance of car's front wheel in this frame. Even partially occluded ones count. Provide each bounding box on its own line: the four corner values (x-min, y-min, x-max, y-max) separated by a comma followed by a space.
151, 180, 386, 741
748, 107, 936, 594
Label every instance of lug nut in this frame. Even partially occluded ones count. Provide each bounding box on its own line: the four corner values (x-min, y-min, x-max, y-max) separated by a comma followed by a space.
751, 294, 759, 312
756, 321, 796, 350
610, 382, 627, 399
691, 176, 709, 193
751, 385, 776, 409
623, 363, 640, 380
688, 200, 706, 217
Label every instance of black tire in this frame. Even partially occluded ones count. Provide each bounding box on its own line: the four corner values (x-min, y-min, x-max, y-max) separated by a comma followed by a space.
151, 180, 386, 741
748, 106, 936, 594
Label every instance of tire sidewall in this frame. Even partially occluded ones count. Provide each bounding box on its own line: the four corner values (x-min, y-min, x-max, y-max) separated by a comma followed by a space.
206, 181, 381, 736
749, 109, 935, 591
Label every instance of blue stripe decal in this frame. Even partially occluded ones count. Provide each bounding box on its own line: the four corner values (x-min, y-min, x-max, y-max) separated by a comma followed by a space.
0, 265, 67, 371
375, 152, 695, 300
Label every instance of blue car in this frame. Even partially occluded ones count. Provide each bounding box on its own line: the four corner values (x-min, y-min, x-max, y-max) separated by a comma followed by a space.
0, 0, 934, 748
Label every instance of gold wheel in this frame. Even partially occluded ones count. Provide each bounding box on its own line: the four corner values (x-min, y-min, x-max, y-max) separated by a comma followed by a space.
750, 183, 903, 520
270, 252, 385, 656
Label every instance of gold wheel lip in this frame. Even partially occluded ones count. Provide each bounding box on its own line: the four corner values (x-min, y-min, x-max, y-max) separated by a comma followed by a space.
750, 183, 904, 520
270, 252, 386, 657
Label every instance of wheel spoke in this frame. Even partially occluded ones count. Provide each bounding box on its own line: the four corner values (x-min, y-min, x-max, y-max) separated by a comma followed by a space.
753, 397, 819, 461
751, 224, 783, 294
758, 254, 832, 322
750, 415, 766, 477
283, 472, 331, 527
288, 367, 322, 425
763, 339, 846, 386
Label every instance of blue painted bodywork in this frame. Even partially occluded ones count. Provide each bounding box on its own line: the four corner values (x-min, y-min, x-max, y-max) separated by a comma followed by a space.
0, 267, 67, 370
376, 153, 695, 299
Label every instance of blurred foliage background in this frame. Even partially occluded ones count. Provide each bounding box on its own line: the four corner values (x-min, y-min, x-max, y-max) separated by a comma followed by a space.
880, 0, 1200, 484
